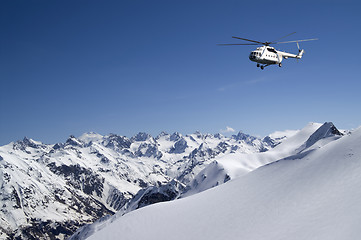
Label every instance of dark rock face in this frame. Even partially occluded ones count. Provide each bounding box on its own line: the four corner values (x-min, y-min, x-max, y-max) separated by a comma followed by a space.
22, 137, 41, 149
104, 134, 131, 151
132, 132, 152, 142
124, 180, 185, 212
137, 192, 171, 208
216, 142, 229, 154
304, 122, 342, 149
330, 124, 343, 136
169, 138, 188, 154
106, 188, 129, 211
6, 219, 84, 240
232, 131, 258, 143
170, 132, 182, 142
135, 143, 163, 159
12, 187, 21, 209
53, 143, 64, 150
5, 187, 114, 240
224, 174, 231, 183
47, 163, 104, 197
13, 137, 42, 152
66, 136, 84, 147
262, 136, 279, 148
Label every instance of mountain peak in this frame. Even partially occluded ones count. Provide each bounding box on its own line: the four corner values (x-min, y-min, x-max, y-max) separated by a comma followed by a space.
13, 137, 43, 150
192, 131, 214, 140
132, 132, 153, 142
156, 131, 169, 139
304, 122, 342, 149
23, 137, 42, 146
65, 135, 84, 147
170, 132, 182, 142
213, 133, 224, 139
232, 131, 258, 143
104, 134, 131, 150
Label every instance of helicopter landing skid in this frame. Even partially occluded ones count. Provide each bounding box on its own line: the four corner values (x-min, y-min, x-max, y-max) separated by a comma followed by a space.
256, 64, 270, 70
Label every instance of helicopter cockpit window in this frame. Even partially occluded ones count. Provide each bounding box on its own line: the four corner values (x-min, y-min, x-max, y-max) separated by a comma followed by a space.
267, 48, 277, 53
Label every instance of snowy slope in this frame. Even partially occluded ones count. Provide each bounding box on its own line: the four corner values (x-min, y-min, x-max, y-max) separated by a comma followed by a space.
86, 125, 361, 240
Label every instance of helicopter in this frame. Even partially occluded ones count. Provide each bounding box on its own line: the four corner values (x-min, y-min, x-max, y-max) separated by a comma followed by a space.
218, 32, 318, 70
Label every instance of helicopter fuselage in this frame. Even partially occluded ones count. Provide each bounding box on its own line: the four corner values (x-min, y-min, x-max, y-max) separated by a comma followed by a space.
249, 45, 303, 68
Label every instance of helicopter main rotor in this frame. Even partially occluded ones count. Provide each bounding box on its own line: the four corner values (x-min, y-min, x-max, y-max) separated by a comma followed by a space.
218, 32, 318, 46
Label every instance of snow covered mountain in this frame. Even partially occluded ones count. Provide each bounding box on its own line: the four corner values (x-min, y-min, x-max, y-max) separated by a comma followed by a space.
79, 122, 361, 240
0, 129, 274, 239
182, 122, 343, 196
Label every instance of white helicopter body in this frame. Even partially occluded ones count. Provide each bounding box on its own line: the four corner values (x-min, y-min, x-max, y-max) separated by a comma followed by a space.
218, 33, 317, 70
249, 45, 304, 68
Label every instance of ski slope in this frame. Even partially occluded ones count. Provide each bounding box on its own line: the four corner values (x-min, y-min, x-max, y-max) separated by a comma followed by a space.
87, 126, 361, 240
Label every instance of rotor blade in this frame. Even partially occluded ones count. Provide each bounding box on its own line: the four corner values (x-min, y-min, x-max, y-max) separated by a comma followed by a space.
231, 36, 265, 45
269, 32, 296, 44
217, 43, 260, 46
273, 38, 319, 44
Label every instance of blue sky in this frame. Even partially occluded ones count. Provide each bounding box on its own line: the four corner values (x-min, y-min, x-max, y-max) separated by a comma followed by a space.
1, 0, 361, 145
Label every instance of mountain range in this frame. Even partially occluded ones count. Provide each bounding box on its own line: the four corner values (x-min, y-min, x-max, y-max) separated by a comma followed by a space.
1, 122, 353, 240
0, 127, 275, 239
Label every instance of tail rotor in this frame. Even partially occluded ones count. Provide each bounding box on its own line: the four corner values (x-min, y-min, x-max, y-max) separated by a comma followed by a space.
297, 41, 300, 62
296, 41, 304, 61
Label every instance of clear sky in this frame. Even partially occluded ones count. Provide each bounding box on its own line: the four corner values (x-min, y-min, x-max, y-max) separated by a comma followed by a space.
1, 0, 361, 145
